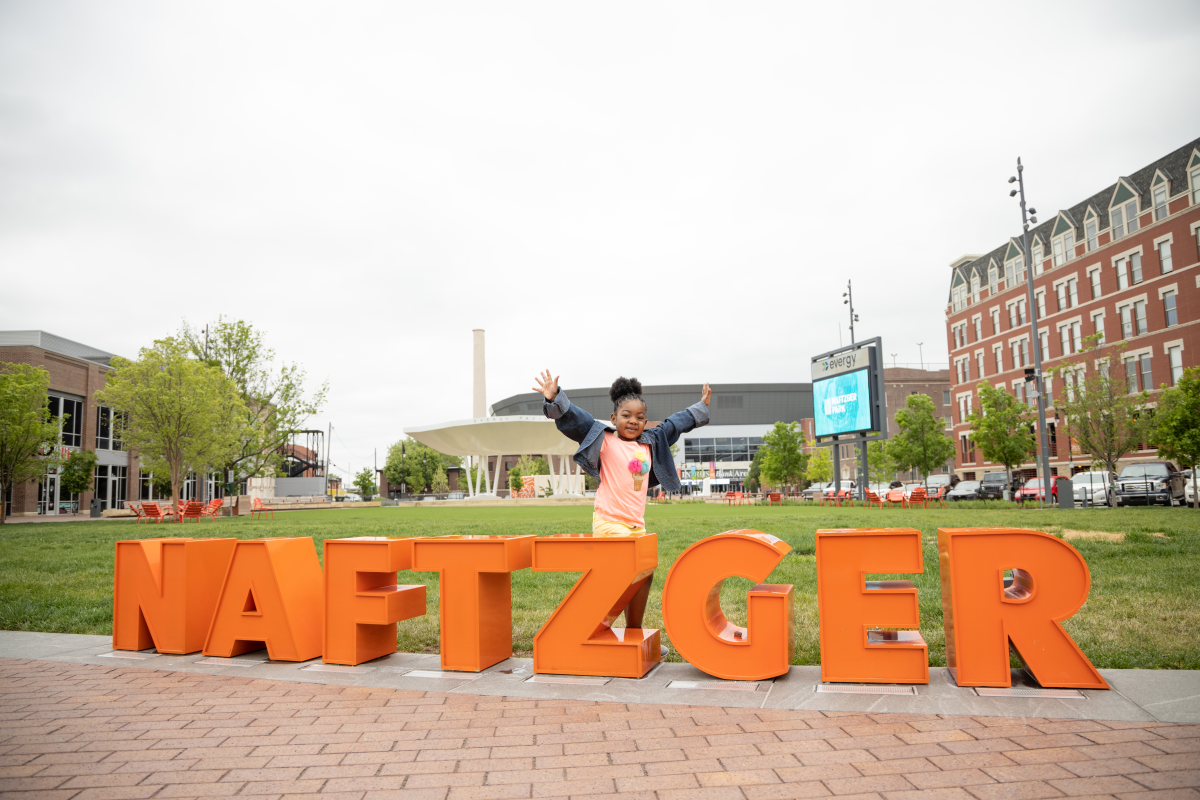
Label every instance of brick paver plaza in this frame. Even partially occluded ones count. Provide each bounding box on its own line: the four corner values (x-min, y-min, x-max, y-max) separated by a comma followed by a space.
1, 658, 1196, 800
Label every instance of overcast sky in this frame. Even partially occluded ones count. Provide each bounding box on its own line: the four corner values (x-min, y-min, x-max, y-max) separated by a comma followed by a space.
3, 1, 1199, 481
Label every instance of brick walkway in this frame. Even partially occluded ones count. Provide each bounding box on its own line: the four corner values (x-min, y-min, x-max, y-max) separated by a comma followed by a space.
0, 659, 1196, 800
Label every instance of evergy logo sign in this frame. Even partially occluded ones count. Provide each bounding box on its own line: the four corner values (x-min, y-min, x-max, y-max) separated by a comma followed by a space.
819, 352, 859, 373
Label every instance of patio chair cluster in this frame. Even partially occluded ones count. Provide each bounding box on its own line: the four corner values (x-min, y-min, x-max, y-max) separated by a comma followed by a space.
129, 498, 227, 523
863, 486, 948, 509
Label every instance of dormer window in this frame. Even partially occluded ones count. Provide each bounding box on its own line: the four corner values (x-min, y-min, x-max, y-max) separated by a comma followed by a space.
1084, 210, 1098, 251
988, 265, 998, 294
1052, 230, 1074, 266
1153, 185, 1168, 220
951, 274, 967, 311
970, 272, 980, 301
1032, 242, 1044, 275
1191, 155, 1200, 204
1111, 199, 1139, 239
1004, 255, 1024, 287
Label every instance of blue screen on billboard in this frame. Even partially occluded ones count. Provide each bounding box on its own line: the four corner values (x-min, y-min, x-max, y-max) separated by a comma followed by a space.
813, 368, 873, 437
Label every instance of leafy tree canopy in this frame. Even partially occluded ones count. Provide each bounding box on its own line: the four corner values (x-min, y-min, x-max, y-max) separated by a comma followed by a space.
966, 381, 1037, 476
1151, 366, 1200, 505
58, 449, 99, 497
352, 467, 377, 498
759, 422, 810, 490
181, 317, 328, 478
383, 438, 460, 495
0, 363, 63, 523
806, 442, 833, 483
886, 393, 956, 485
867, 440, 895, 485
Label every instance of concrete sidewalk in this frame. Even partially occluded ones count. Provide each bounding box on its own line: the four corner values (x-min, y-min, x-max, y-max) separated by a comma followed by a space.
1, 656, 1197, 800
2, 631, 1198, 725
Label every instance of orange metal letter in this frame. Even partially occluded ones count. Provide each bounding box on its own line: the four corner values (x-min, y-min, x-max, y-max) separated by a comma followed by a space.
533, 534, 660, 679
661, 530, 793, 681
938, 527, 1108, 689
113, 537, 236, 654
815, 528, 928, 684
323, 537, 427, 666
411, 535, 533, 672
203, 537, 324, 662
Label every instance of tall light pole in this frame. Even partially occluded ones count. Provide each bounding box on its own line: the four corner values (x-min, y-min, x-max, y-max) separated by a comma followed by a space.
916, 343, 924, 370
842, 280, 859, 343
890, 353, 898, 367
1010, 158, 1052, 508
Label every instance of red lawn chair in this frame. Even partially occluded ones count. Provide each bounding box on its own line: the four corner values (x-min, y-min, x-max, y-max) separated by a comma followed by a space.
723, 491, 736, 506
930, 486, 948, 509
864, 489, 885, 509
251, 497, 274, 520
908, 487, 929, 508
885, 490, 907, 508
139, 503, 170, 523
130, 503, 148, 523
767, 492, 782, 506
177, 501, 203, 523
201, 498, 223, 519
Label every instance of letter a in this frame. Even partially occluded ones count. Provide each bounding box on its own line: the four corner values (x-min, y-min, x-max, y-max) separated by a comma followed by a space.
323, 537, 426, 665
533, 534, 660, 679
938, 528, 1108, 689
203, 537, 324, 662
816, 528, 927, 684
662, 530, 793, 681
411, 535, 533, 671
113, 538, 236, 654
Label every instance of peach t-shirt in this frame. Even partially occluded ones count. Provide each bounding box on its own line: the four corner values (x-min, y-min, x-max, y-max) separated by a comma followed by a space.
594, 431, 651, 528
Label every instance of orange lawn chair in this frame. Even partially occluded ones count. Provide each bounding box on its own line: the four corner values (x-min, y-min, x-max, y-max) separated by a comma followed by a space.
251, 496, 274, 520
139, 503, 172, 523
930, 485, 948, 509
908, 487, 929, 508
177, 501, 204, 523
864, 489, 885, 509
201, 498, 224, 519
767, 492, 782, 506
885, 489, 907, 508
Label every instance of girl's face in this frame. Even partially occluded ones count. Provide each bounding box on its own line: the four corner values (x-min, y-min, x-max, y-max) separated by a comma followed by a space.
611, 398, 648, 441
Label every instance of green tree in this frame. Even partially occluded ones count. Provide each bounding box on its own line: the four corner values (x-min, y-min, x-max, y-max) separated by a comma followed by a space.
514, 455, 549, 475
759, 422, 810, 492
887, 393, 956, 488
58, 449, 99, 498
96, 338, 248, 514
0, 363, 64, 524
867, 440, 895, 484
1052, 335, 1150, 474
182, 317, 328, 478
806, 443, 833, 483
353, 467, 377, 498
745, 448, 764, 493
966, 382, 1037, 480
508, 464, 524, 492
383, 438, 460, 496
1151, 366, 1200, 508
430, 465, 450, 495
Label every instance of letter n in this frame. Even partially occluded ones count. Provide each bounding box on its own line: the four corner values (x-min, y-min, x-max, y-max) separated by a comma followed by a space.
113, 538, 236, 654
662, 530, 793, 681
203, 537, 324, 662
323, 537, 426, 665
939, 527, 1108, 689
816, 528, 927, 684
533, 534, 660, 679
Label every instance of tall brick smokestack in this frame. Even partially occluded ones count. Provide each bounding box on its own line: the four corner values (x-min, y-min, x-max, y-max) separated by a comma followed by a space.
473, 329, 486, 418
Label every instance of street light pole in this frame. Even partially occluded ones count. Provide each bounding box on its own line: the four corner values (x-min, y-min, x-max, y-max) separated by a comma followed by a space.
917, 343, 924, 370
843, 280, 859, 343
1011, 157, 1053, 508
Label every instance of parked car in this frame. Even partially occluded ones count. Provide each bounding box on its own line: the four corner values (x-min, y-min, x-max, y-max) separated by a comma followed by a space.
339, 493, 363, 503
801, 482, 832, 501
1071, 471, 1116, 507
1186, 471, 1195, 507
1016, 476, 1069, 504
1113, 462, 1186, 507
924, 474, 953, 493
947, 481, 981, 501
978, 471, 1023, 500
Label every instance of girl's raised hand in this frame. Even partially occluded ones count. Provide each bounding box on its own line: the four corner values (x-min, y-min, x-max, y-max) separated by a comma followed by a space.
533, 369, 560, 401
701, 382, 711, 405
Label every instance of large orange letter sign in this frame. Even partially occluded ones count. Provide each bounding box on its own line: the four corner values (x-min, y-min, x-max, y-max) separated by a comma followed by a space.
113, 537, 236, 654
323, 537, 426, 666
662, 530, 793, 681
938, 527, 1108, 689
533, 534, 660, 679
203, 537, 324, 662
411, 535, 533, 672
816, 528, 928, 684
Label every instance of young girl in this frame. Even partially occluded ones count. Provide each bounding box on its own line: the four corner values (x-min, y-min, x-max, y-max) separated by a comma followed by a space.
534, 371, 711, 645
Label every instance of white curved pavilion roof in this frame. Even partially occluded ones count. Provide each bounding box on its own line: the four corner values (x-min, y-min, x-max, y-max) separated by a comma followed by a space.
403, 416, 579, 456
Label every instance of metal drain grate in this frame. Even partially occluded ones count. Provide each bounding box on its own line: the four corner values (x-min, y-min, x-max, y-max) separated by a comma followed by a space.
301, 664, 376, 674
525, 675, 611, 686
193, 658, 263, 667
100, 651, 160, 660
976, 687, 1085, 699
402, 669, 472, 679
816, 684, 917, 695
668, 680, 763, 692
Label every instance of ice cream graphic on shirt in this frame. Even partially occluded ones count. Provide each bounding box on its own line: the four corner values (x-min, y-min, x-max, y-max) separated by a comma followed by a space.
628, 450, 650, 490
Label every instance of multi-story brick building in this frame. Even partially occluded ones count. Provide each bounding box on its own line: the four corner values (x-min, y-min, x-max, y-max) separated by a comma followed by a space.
944, 138, 1200, 480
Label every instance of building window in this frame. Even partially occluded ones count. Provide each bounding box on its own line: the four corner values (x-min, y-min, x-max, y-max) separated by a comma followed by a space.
974, 317, 982, 342
1125, 359, 1138, 393
95, 407, 125, 451
942, 390, 951, 405
1158, 241, 1172, 273
1053, 231, 1075, 266
1085, 218, 1098, 251
990, 308, 1000, 334
1088, 269, 1101, 299
971, 273, 980, 301
1037, 290, 1047, 319
1131, 252, 1143, 284
1169, 346, 1184, 386
1056, 283, 1066, 312
964, 359, 971, 383
1111, 199, 1139, 239
1115, 253, 1142, 289
1093, 312, 1105, 344
48, 395, 83, 448
1017, 299, 1027, 325
1020, 339, 1030, 367
952, 281, 967, 311
1067, 277, 1078, 308
1135, 300, 1148, 335
1140, 354, 1153, 391
1060, 322, 1082, 355
958, 395, 968, 423
994, 346, 1003, 374
977, 352, 985, 379
1153, 185, 1168, 220
1032, 242, 1044, 275
1164, 291, 1178, 327
1192, 164, 1200, 204
988, 265, 998, 294
1059, 326, 1070, 356
1120, 305, 1133, 339
1014, 382, 1025, 404
1039, 332, 1049, 362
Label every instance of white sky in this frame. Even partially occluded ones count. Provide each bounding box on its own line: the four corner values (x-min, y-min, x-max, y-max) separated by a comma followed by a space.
3, 1, 1199, 480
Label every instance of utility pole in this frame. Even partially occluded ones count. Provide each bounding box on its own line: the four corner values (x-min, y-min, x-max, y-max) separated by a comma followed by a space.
1010, 158, 1053, 508
917, 343, 924, 370
843, 280, 859, 343
326, 423, 332, 499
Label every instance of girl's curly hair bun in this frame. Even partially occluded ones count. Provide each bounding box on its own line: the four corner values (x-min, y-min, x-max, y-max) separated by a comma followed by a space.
609, 377, 644, 411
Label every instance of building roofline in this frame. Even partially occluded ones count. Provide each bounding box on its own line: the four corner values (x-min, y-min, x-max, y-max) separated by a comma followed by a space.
0, 330, 119, 367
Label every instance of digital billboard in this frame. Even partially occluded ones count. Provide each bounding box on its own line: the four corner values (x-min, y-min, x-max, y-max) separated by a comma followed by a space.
813, 367, 873, 437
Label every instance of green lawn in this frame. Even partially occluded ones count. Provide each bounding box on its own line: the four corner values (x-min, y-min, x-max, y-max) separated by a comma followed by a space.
1, 504, 1195, 669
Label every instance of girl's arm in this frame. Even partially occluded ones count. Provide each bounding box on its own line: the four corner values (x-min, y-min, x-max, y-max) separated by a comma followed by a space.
535, 370, 595, 443
656, 382, 712, 445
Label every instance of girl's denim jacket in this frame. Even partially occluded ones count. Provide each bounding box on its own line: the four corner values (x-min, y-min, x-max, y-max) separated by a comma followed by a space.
543, 389, 709, 493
